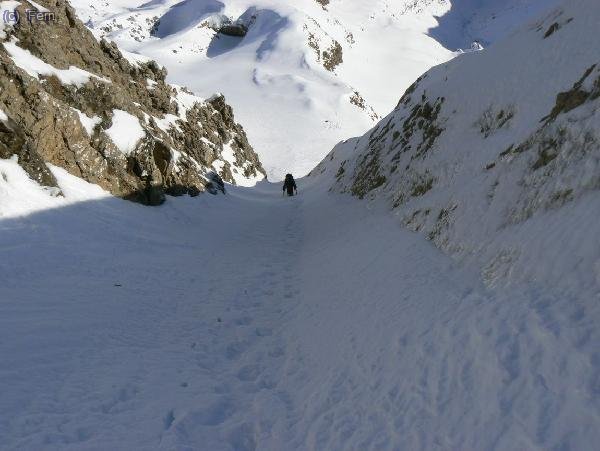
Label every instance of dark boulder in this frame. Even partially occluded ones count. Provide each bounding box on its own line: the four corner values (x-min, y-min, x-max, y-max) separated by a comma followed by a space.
218, 24, 248, 37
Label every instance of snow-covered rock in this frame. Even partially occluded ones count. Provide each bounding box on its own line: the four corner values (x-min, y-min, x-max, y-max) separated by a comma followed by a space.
0, 0, 265, 205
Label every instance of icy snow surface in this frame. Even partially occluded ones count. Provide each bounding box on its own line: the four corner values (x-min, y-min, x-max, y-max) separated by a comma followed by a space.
0, 159, 598, 450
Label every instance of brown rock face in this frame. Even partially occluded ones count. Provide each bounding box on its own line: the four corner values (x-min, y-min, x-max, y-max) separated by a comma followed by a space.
0, 0, 265, 205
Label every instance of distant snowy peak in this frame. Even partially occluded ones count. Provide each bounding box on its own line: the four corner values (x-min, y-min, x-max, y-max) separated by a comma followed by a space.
312, 0, 600, 290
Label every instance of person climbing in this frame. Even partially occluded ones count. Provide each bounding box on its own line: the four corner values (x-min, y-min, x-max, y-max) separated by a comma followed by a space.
283, 173, 297, 197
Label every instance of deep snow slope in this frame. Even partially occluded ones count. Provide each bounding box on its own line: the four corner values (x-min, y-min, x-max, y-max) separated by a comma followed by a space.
313, 0, 600, 293
1, 156, 598, 450
68, 0, 559, 179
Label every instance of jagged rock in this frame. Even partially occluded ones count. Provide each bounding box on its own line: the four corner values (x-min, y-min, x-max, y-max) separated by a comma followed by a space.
0, 0, 265, 205
543, 64, 599, 123
0, 116, 58, 189
305, 29, 343, 73
322, 41, 343, 72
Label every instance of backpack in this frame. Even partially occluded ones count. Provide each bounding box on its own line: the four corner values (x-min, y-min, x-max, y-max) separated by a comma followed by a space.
283, 174, 296, 194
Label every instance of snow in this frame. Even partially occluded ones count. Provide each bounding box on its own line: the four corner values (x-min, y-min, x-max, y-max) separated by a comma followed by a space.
170, 147, 182, 168
0, 108, 7, 121
3, 38, 110, 87
0, 0, 21, 30
1, 0, 598, 449
27, 0, 49, 13
0, 0, 20, 11
211, 158, 224, 174
0, 1, 24, 40
220, 139, 265, 187
119, 48, 153, 66
427, 0, 564, 50
154, 112, 181, 133
72, 108, 101, 136
0, 156, 108, 219
104, 109, 146, 155
0, 161, 598, 449
173, 84, 205, 118
146, 77, 157, 89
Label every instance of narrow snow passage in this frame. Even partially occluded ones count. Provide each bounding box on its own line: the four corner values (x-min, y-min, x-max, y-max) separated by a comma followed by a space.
1, 176, 598, 450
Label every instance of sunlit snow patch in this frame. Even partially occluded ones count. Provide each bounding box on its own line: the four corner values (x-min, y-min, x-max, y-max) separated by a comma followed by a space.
105, 109, 146, 155
221, 140, 264, 187
3, 38, 110, 86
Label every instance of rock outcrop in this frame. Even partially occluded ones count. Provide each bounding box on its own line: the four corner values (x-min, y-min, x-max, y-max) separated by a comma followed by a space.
0, 0, 265, 205
218, 24, 248, 37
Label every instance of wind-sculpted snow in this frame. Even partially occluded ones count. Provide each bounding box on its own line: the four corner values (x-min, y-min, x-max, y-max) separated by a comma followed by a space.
205, 8, 287, 59
313, 0, 600, 292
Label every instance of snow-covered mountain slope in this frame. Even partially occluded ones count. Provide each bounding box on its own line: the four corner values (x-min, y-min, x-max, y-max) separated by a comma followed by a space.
312, 0, 600, 293
68, 0, 560, 180
1, 156, 598, 449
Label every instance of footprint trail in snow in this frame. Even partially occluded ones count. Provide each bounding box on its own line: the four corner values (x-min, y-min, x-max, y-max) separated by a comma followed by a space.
0, 178, 598, 450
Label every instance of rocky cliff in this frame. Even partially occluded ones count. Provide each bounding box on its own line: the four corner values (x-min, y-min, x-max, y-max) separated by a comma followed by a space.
0, 0, 265, 205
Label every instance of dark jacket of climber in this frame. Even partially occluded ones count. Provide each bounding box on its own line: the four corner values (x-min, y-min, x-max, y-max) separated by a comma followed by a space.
283, 174, 297, 196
